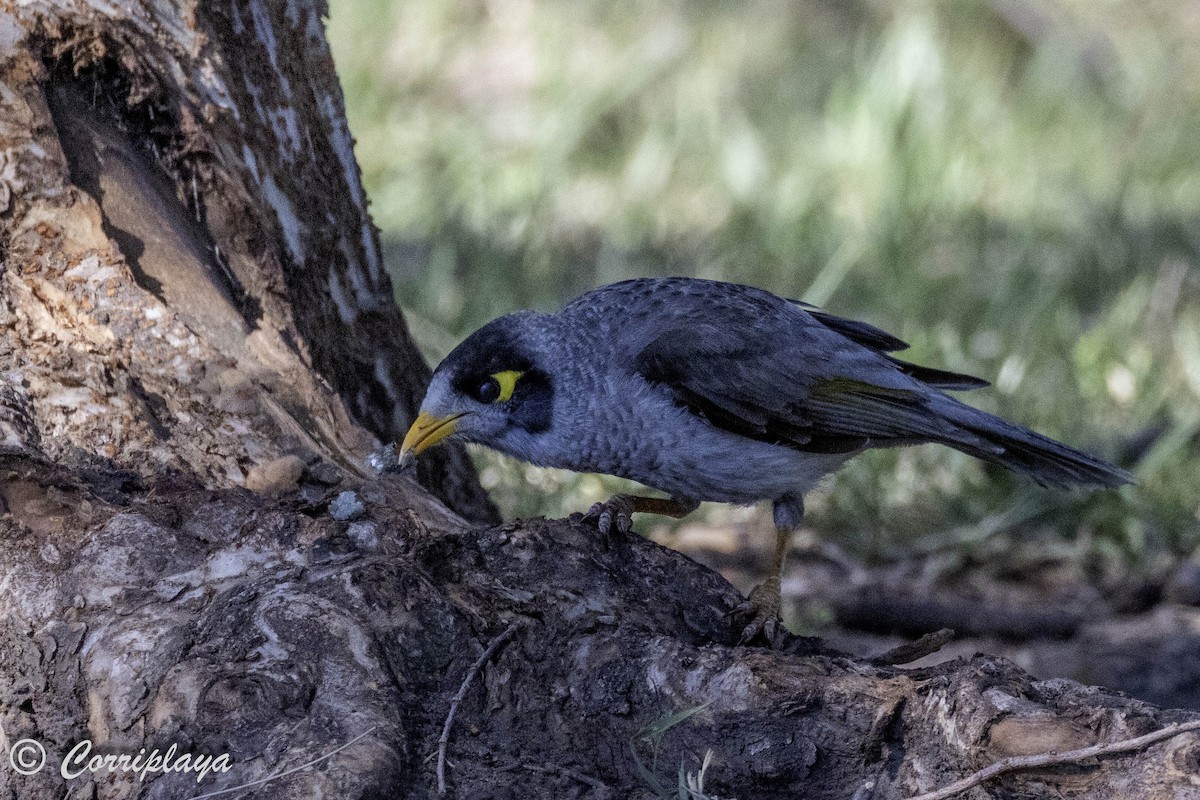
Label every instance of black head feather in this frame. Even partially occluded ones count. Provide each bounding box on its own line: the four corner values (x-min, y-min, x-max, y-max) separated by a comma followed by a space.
442, 315, 554, 433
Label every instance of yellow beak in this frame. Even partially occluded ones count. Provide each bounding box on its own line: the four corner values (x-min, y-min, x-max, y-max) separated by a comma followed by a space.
399, 411, 465, 464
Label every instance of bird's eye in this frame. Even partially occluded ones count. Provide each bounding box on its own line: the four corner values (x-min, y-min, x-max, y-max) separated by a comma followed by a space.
472, 370, 523, 404
474, 377, 501, 404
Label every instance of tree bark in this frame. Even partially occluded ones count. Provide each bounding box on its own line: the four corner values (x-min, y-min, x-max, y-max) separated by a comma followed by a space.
2, 3, 1198, 799
0, 0, 495, 524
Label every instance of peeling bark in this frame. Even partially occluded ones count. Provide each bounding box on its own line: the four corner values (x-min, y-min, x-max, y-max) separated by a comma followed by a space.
2, 2, 1199, 800
0, 0, 495, 522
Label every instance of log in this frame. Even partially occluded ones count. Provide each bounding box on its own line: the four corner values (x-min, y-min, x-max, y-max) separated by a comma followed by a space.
2, 459, 1199, 799
2, 2, 1198, 799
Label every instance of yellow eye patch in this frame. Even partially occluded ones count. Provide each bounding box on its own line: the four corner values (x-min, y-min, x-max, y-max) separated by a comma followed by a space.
491, 370, 523, 402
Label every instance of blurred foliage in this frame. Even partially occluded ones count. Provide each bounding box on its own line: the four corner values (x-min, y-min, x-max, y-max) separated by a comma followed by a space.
327, 0, 1200, 569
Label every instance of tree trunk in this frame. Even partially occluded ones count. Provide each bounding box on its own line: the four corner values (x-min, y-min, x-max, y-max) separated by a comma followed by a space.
1, 3, 1197, 799
0, 0, 495, 524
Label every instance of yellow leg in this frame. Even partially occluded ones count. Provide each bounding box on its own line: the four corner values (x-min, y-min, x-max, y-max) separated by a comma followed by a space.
736, 526, 793, 645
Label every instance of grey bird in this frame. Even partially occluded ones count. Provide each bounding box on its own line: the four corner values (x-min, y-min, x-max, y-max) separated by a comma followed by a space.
399, 277, 1132, 643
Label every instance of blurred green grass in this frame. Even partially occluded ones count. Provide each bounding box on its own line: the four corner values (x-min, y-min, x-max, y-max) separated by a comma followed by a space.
327, 0, 1200, 569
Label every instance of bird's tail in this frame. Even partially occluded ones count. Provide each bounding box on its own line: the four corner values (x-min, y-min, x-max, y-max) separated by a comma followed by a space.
930, 395, 1133, 489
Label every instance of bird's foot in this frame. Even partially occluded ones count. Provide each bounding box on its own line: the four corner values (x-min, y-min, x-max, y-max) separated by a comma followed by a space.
571, 494, 637, 544
728, 580, 788, 648
571, 495, 700, 548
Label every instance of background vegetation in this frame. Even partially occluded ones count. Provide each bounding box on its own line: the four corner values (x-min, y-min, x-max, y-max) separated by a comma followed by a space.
327, 0, 1199, 579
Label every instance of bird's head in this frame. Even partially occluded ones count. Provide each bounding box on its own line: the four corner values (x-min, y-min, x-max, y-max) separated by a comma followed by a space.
399, 311, 555, 467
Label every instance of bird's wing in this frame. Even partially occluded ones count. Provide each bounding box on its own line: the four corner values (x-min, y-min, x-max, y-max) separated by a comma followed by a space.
633, 314, 994, 455
794, 303, 989, 391
791, 301, 909, 352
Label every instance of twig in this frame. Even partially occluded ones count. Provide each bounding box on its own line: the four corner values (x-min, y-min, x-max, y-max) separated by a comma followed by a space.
871, 628, 956, 666
191, 726, 377, 799
437, 622, 522, 795
904, 719, 1200, 800
497, 760, 609, 790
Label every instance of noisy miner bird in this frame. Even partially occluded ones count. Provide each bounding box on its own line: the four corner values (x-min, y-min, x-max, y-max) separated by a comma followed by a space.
399, 277, 1132, 643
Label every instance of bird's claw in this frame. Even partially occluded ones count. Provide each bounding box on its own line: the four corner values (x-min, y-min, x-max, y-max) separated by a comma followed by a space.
574, 496, 636, 545
728, 582, 787, 648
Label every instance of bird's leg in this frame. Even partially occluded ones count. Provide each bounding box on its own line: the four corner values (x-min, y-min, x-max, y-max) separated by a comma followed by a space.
735, 527, 792, 645
733, 495, 803, 647
574, 494, 700, 540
